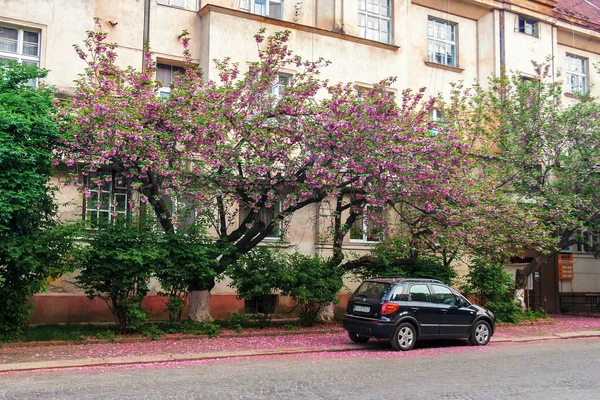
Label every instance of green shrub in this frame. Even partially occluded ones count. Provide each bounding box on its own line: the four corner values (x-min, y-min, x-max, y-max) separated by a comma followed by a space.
76, 220, 164, 332
461, 258, 535, 323
280, 253, 343, 326
227, 247, 286, 319
155, 228, 220, 322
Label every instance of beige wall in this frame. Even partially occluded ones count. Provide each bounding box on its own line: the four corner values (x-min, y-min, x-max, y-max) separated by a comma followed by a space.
5, 0, 600, 303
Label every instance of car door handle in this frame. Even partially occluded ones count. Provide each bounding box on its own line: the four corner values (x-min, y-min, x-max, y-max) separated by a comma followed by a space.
440, 309, 448, 314
410, 307, 419, 312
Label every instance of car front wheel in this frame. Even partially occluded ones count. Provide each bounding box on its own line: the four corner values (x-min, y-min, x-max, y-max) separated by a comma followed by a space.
469, 320, 491, 346
348, 332, 370, 343
391, 322, 416, 351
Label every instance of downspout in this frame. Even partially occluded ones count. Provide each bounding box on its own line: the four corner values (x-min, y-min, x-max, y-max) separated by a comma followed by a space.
142, 0, 151, 71
499, 9, 506, 76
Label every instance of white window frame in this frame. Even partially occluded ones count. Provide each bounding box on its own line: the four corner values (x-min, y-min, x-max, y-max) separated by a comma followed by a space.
518, 16, 538, 37
428, 17, 457, 68
350, 205, 384, 243
0, 25, 40, 69
267, 73, 291, 99
565, 54, 588, 95
84, 171, 129, 229
157, 0, 199, 12
358, 0, 392, 44
240, 0, 284, 20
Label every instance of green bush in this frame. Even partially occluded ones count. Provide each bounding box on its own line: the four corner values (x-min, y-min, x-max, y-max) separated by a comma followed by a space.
0, 63, 77, 336
155, 228, 219, 322
461, 258, 537, 323
280, 253, 343, 326
227, 247, 286, 319
76, 220, 164, 332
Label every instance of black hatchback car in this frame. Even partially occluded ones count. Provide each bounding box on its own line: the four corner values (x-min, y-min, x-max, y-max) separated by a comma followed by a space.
343, 278, 495, 351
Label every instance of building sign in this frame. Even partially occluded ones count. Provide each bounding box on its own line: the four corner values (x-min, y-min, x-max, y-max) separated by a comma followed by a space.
558, 253, 574, 280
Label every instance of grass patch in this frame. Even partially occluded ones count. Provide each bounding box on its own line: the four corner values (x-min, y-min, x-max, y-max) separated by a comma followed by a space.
0, 324, 118, 343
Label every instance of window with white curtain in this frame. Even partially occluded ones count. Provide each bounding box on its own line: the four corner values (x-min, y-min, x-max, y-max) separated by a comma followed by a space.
565, 54, 588, 94
240, 0, 283, 20
428, 18, 457, 67
358, 0, 392, 44
0, 25, 40, 66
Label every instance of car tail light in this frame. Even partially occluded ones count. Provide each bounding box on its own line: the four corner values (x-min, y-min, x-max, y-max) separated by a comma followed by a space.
380, 302, 399, 315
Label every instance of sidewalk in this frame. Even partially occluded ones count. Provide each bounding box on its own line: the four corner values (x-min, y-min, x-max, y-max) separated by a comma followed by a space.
2, 315, 599, 373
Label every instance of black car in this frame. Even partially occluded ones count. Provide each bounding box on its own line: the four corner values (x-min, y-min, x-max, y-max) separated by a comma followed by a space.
343, 278, 495, 351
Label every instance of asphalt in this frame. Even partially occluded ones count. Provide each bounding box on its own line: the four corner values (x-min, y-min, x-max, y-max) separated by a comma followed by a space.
2, 329, 599, 373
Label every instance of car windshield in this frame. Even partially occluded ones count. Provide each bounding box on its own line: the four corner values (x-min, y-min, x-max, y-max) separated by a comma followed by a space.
354, 282, 391, 301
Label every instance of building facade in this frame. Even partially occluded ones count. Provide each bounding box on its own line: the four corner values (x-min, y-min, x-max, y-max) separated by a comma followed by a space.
2, 0, 600, 321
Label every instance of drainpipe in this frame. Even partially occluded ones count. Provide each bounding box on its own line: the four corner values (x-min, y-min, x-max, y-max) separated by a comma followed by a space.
499, 9, 505, 76
142, 0, 151, 71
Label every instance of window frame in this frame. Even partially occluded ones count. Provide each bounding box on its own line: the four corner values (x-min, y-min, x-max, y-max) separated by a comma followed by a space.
565, 54, 588, 95
83, 170, 130, 229
239, 201, 283, 241
155, 62, 186, 98
240, 0, 284, 20
357, 0, 393, 44
0, 25, 41, 71
349, 205, 385, 243
157, 0, 200, 12
407, 284, 433, 303
427, 17, 458, 68
431, 284, 460, 307
517, 16, 538, 37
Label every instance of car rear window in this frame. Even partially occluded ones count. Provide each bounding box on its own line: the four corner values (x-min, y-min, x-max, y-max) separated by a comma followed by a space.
354, 282, 391, 301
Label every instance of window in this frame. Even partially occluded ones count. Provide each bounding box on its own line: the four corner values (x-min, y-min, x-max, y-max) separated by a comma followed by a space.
432, 285, 459, 306
239, 202, 282, 239
565, 54, 588, 94
355, 281, 391, 300
156, 62, 185, 98
0, 25, 41, 84
84, 170, 129, 228
389, 284, 406, 301
245, 295, 277, 314
577, 230, 599, 253
157, 0, 199, 11
350, 206, 384, 243
428, 18, 457, 67
518, 16, 538, 37
430, 108, 443, 122
408, 284, 432, 303
358, 0, 392, 44
240, 0, 283, 20
268, 73, 290, 98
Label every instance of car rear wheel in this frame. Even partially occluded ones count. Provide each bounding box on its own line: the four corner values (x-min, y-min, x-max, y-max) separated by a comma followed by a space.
469, 320, 491, 346
348, 332, 370, 343
391, 322, 416, 351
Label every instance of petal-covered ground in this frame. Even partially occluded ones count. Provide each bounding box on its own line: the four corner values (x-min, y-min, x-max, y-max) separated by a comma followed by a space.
1, 315, 599, 365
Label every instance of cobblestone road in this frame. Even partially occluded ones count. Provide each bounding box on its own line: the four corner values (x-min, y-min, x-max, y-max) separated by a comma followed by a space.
1, 338, 599, 399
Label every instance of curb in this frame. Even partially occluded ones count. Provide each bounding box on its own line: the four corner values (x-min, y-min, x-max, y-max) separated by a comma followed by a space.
0, 328, 346, 349
2, 332, 599, 374
0, 345, 368, 373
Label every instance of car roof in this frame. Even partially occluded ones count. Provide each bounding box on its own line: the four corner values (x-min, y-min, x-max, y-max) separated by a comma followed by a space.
364, 277, 445, 285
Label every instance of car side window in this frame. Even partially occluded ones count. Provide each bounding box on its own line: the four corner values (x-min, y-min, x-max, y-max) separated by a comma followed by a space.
432, 285, 459, 306
389, 284, 405, 301
408, 284, 432, 303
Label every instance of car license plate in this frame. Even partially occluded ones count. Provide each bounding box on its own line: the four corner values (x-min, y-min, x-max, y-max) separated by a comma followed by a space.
354, 305, 370, 313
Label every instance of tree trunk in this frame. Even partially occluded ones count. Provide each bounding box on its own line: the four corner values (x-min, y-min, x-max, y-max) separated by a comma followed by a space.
317, 302, 335, 322
188, 290, 213, 322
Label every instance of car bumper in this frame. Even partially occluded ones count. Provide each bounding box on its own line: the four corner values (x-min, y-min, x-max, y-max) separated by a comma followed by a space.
343, 314, 396, 339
